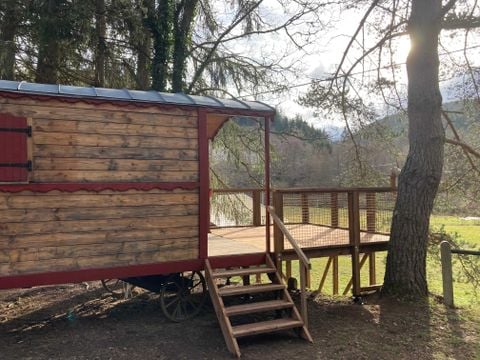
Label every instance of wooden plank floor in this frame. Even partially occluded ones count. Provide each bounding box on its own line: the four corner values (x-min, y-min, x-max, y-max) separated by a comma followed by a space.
209, 224, 390, 257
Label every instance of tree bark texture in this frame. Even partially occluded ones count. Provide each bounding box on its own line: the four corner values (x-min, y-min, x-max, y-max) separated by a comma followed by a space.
136, 22, 151, 90
0, 0, 19, 80
35, 0, 62, 84
149, 0, 173, 91
172, 0, 198, 92
94, 0, 106, 87
383, 0, 445, 298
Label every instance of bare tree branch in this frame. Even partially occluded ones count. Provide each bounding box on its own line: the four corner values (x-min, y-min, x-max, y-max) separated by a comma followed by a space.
445, 138, 480, 159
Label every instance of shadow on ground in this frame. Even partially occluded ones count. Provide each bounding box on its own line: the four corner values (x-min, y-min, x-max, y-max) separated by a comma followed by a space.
0, 285, 478, 359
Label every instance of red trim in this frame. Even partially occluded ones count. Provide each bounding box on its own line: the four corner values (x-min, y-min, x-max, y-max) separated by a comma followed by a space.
198, 109, 209, 259
0, 259, 204, 290
0, 253, 267, 290
265, 116, 271, 253
0, 91, 274, 118
0, 182, 199, 193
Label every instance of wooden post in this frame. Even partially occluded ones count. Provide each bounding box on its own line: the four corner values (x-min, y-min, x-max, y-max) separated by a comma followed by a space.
331, 192, 339, 228
318, 257, 333, 293
348, 191, 361, 297
252, 190, 261, 226
301, 193, 309, 224
369, 252, 376, 285
441, 241, 454, 307
343, 253, 369, 295
390, 170, 398, 189
306, 266, 311, 289
264, 116, 271, 254
273, 191, 284, 254
366, 192, 376, 233
286, 260, 292, 279
299, 264, 308, 329
333, 256, 339, 295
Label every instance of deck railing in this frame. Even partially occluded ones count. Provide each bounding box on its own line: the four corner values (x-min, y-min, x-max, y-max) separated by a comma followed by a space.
210, 186, 397, 295
273, 187, 397, 295
272, 187, 397, 251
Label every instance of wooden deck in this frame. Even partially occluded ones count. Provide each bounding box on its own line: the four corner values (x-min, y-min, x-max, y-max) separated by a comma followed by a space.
209, 224, 390, 257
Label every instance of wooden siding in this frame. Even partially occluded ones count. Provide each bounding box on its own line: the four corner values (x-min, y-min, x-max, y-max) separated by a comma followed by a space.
0, 188, 199, 276
0, 97, 199, 183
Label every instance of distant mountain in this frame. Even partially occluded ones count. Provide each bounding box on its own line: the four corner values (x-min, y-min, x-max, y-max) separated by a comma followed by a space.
322, 124, 344, 142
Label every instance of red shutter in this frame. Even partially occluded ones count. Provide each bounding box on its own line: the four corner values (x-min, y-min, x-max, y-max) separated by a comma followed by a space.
0, 114, 29, 182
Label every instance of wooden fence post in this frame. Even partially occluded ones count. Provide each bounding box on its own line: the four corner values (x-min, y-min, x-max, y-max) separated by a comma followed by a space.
369, 252, 376, 285
273, 191, 284, 269
331, 192, 339, 228
252, 190, 261, 226
301, 193, 309, 224
366, 192, 376, 233
333, 256, 339, 295
348, 191, 361, 297
441, 241, 454, 307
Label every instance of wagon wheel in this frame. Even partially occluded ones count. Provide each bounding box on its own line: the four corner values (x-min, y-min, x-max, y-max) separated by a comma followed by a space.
160, 271, 207, 322
101, 279, 135, 299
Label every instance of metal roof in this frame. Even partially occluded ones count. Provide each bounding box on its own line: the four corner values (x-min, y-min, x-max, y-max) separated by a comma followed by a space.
0, 80, 275, 114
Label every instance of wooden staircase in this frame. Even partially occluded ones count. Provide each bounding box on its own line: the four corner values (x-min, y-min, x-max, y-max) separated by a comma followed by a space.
205, 255, 312, 357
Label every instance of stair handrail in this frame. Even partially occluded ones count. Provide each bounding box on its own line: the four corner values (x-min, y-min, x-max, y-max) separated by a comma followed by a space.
268, 206, 311, 269
268, 205, 310, 328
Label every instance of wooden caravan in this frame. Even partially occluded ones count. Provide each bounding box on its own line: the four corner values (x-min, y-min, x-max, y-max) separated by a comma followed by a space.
0, 80, 317, 357
0, 80, 277, 283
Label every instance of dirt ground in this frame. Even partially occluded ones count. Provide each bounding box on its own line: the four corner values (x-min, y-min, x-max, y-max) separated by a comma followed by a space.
0, 283, 478, 360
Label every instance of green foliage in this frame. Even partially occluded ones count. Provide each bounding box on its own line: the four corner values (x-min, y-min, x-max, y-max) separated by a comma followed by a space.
1, 0, 295, 96
211, 117, 265, 188
272, 113, 330, 151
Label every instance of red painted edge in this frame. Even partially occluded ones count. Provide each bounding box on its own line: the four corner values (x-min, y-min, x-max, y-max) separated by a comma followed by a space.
0, 182, 199, 193
198, 109, 209, 260
265, 116, 272, 253
0, 91, 274, 118
0, 253, 266, 290
0, 259, 204, 290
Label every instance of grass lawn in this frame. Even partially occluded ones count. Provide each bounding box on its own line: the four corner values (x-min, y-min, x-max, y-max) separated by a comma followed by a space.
431, 215, 480, 246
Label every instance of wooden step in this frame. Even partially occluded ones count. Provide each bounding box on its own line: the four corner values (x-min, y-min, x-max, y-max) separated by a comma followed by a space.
212, 267, 276, 278
232, 318, 304, 338
225, 299, 294, 317
218, 283, 285, 297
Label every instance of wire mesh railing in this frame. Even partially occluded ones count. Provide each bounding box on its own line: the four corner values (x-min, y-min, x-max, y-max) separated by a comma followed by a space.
358, 190, 397, 235
210, 187, 396, 250
273, 188, 396, 250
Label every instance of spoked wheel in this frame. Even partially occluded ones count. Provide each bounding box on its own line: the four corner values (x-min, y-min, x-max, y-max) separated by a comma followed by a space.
160, 271, 207, 322
101, 279, 135, 299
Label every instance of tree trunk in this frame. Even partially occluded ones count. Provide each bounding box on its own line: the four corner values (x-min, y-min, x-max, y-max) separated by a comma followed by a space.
136, 0, 152, 91
148, 0, 173, 91
172, 0, 198, 92
0, 0, 19, 80
35, 0, 61, 84
383, 0, 445, 298
94, 0, 106, 87
136, 31, 151, 90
